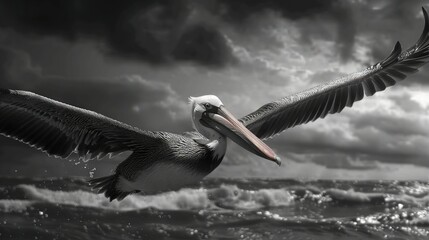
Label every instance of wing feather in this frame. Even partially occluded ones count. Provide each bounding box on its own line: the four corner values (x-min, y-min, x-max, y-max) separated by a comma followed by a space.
0, 89, 160, 159
240, 8, 429, 139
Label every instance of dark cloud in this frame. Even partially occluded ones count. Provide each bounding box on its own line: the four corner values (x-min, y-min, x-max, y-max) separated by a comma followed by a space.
0, 0, 236, 67
172, 24, 238, 66
0, 0, 425, 69
349, 112, 428, 137
0, 47, 40, 87
0, 0, 362, 67
215, 0, 338, 21
214, 0, 356, 61
268, 112, 429, 169
310, 154, 379, 170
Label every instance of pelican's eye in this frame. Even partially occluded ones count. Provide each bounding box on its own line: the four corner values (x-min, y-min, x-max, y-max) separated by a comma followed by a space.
203, 103, 212, 110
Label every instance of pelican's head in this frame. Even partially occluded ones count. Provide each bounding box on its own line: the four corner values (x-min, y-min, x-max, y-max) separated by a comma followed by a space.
189, 95, 281, 166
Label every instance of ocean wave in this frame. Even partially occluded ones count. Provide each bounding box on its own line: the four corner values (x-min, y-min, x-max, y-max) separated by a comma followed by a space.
323, 188, 386, 204
312, 188, 429, 207
2, 183, 428, 213
5, 184, 294, 212
0, 199, 33, 212
17, 184, 210, 211
207, 184, 294, 209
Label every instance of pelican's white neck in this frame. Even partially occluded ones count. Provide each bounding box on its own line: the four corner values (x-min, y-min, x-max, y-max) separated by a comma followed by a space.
206, 137, 227, 159
190, 132, 227, 159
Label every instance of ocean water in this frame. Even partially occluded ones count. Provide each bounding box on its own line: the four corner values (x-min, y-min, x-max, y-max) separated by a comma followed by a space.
0, 177, 428, 240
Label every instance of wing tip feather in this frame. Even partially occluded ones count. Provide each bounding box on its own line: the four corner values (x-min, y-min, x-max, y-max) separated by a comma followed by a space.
381, 41, 402, 67
414, 7, 429, 49
422, 7, 428, 28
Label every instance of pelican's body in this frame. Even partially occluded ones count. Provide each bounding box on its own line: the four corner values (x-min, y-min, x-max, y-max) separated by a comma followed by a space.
2, 8, 429, 201
109, 132, 224, 196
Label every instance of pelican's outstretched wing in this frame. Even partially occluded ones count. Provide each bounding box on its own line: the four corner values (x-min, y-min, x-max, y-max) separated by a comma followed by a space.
240, 8, 429, 140
0, 89, 160, 159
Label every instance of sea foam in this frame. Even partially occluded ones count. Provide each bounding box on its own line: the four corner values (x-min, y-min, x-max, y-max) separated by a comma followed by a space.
11, 184, 294, 211
0, 199, 33, 212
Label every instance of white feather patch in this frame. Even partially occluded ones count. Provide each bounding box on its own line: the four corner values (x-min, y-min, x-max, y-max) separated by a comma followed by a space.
118, 163, 205, 194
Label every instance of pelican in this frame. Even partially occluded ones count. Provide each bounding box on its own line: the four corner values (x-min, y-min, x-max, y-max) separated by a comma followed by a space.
1, 8, 429, 201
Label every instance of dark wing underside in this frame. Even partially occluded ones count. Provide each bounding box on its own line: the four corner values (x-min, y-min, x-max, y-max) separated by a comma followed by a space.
240, 8, 429, 140
0, 89, 160, 160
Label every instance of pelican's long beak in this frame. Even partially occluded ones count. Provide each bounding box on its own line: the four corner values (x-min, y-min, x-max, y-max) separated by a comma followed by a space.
202, 105, 281, 166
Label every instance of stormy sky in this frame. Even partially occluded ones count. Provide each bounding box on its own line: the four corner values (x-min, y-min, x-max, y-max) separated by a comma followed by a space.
1, 0, 429, 180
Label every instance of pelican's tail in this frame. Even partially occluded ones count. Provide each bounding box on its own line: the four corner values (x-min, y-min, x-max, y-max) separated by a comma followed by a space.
88, 174, 138, 201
